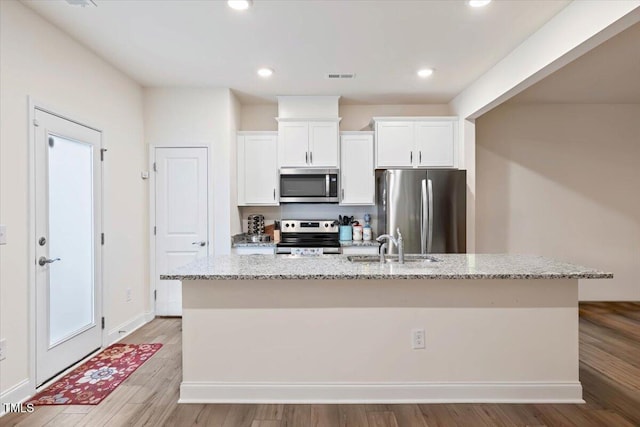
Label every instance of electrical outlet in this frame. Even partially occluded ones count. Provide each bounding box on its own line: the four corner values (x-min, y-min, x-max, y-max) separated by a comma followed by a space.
412, 328, 425, 350
126, 288, 132, 302
0, 224, 7, 245
0, 339, 7, 361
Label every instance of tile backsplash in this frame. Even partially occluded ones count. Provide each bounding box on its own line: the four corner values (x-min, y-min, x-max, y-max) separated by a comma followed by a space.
239, 204, 378, 236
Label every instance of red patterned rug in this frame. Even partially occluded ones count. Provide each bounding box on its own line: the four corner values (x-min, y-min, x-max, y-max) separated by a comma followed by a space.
28, 343, 162, 405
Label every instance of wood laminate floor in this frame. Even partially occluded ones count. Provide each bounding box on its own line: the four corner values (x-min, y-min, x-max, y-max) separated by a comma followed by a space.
3, 302, 639, 426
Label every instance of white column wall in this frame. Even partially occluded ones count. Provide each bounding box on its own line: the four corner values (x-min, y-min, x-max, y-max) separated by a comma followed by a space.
143, 87, 238, 255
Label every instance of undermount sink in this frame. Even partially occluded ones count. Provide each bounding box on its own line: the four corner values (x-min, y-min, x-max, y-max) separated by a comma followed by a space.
347, 254, 440, 264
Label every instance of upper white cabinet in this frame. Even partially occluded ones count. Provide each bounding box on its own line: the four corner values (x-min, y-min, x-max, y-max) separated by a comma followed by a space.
414, 120, 455, 167
373, 117, 458, 168
375, 121, 414, 167
340, 132, 375, 205
237, 132, 279, 206
278, 119, 339, 168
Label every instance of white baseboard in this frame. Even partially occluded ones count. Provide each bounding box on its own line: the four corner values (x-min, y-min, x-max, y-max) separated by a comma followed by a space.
179, 381, 584, 404
0, 379, 32, 417
106, 310, 155, 346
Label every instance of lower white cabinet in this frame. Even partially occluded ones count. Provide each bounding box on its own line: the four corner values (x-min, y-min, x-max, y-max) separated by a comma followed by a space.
340, 132, 375, 205
237, 132, 279, 206
232, 246, 276, 255
341, 245, 379, 256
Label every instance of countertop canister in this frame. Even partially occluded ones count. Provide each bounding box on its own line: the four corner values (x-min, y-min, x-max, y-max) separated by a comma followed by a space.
352, 225, 363, 241
339, 225, 352, 241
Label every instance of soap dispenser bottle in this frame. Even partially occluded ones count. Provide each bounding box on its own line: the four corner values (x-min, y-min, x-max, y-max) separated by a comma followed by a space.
363, 213, 372, 241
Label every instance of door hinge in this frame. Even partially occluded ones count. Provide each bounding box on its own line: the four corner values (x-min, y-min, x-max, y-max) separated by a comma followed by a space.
33, 119, 40, 127
153, 226, 157, 236
101, 317, 105, 330
154, 290, 157, 301
153, 162, 157, 172
101, 233, 105, 245
100, 148, 107, 161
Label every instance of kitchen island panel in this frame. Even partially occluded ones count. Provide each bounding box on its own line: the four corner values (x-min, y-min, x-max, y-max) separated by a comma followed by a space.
180, 278, 581, 403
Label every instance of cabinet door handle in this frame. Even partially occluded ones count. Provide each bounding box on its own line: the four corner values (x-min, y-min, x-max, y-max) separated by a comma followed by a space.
341, 188, 345, 200
305, 152, 308, 164
273, 188, 276, 200
309, 151, 313, 164
419, 151, 422, 164
410, 151, 413, 164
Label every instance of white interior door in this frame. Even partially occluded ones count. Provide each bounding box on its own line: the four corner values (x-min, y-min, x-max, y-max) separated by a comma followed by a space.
35, 109, 103, 386
155, 147, 209, 316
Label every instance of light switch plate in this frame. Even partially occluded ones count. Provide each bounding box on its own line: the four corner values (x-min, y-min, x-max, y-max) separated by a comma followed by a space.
0, 224, 6, 245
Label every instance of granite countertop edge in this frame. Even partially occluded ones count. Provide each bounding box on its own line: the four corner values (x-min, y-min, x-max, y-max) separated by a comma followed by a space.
160, 253, 613, 281
232, 241, 379, 248
161, 272, 613, 281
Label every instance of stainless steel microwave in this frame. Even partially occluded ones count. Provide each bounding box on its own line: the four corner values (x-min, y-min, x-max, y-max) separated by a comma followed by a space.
279, 168, 339, 203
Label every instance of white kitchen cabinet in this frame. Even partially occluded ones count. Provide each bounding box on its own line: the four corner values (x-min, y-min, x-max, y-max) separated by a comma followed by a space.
237, 132, 279, 206
340, 132, 375, 205
375, 121, 414, 167
278, 119, 339, 168
341, 245, 379, 256
373, 117, 458, 168
232, 246, 276, 255
278, 121, 308, 167
309, 121, 339, 167
415, 120, 455, 167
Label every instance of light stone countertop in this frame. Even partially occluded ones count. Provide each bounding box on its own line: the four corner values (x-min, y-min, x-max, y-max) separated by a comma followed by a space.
231, 240, 379, 248
161, 254, 612, 281
232, 242, 277, 248
339, 240, 379, 247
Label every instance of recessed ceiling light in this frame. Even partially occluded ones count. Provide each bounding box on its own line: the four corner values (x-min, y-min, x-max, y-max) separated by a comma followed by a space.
227, 0, 252, 11
468, 0, 491, 7
417, 68, 434, 78
257, 68, 273, 78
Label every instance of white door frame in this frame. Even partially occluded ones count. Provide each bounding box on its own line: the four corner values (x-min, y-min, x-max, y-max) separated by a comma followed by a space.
148, 145, 212, 316
27, 97, 106, 393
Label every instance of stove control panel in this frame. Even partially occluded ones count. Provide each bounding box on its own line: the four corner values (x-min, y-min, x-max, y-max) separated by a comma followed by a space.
281, 220, 339, 233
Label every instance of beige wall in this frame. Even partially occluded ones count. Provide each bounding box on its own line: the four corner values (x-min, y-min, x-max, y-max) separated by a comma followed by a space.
240, 104, 278, 131
0, 0, 147, 397
239, 103, 451, 131
339, 104, 451, 131
476, 103, 640, 301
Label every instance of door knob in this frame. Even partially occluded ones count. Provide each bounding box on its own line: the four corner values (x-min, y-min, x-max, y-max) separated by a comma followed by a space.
39, 256, 61, 266
191, 241, 206, 247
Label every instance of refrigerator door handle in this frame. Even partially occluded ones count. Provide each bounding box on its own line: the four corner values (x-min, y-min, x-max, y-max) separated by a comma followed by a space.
427, 178, 434, 253
421, 179, 428, 254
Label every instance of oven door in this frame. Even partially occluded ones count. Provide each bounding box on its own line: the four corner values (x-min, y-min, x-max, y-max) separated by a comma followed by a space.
279, 169, 339, 203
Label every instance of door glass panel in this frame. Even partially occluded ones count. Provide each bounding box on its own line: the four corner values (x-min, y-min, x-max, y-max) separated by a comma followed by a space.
48, 134, 95, 347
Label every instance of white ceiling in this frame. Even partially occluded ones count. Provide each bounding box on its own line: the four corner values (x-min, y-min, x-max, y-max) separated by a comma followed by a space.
23, 0, 571, 105
510, 22, 640, 104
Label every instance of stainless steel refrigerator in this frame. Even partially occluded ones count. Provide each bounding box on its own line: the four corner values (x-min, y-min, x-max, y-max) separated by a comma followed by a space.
376, 169, 466, 254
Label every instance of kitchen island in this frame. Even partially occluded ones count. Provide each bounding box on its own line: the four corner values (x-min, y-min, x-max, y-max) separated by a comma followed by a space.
162, 254, 611, 404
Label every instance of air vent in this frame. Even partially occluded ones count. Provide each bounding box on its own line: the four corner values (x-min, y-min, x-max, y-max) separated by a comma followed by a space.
326, 73, 356, 79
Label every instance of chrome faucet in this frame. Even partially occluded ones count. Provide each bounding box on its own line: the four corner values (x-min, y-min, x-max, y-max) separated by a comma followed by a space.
377, 228, 404, 264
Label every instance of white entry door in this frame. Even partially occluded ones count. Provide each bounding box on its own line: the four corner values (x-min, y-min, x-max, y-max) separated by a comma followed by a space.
155, 147, 209, 316
34, 109, 103, 386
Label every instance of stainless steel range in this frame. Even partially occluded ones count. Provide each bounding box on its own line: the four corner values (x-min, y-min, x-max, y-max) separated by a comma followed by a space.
276, 220, 340, 254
